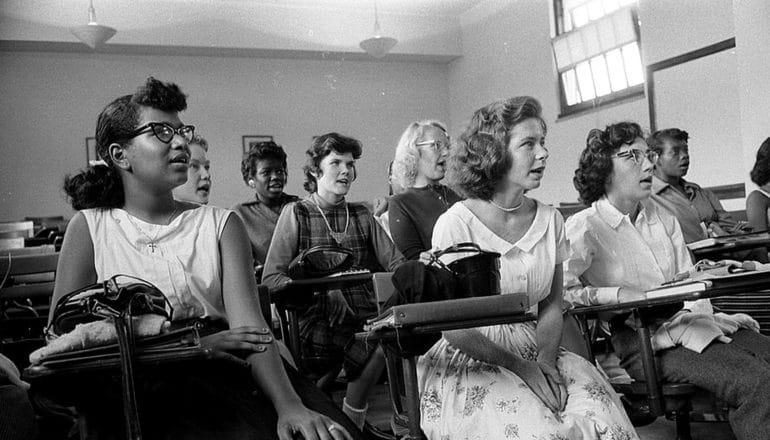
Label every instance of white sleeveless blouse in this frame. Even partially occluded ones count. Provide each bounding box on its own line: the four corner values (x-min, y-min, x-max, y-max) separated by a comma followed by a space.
82, 205, 232, 321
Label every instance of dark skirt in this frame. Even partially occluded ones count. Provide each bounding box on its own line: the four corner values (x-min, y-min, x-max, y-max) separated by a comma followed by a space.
30, 358, 364, 440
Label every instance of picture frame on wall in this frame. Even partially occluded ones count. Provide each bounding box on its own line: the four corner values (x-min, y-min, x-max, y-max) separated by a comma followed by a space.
85, 137, 98, 165
242, 135, 274, 154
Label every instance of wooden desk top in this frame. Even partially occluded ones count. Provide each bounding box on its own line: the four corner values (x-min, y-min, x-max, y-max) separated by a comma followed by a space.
691, 231, 770, 258
568, 270, 770, 315
270, 272, 372, 305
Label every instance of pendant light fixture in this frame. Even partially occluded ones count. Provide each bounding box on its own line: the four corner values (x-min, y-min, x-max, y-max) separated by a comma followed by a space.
359, 2, 397, 59
71, 0, 117, 49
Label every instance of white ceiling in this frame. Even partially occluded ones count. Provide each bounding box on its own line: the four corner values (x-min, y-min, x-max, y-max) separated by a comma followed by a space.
0, 0, 488, 61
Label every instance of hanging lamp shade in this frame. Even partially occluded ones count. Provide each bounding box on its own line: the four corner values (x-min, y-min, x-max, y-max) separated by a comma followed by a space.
359, 3, 397, 58
71, 0, 116, 49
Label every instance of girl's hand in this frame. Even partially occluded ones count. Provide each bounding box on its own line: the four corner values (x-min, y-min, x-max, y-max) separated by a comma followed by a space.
277, 405, 353, 440
418, 251, 432, 265
326, 289, 353, 326
511, 359, 565, 414
200, 326, 273, 366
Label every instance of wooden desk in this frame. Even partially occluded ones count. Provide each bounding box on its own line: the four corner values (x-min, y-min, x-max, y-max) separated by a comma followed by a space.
568, 271, 770, 417
690, 231, 770, 260
358, 304, 535, 440
270, 272, 372, 370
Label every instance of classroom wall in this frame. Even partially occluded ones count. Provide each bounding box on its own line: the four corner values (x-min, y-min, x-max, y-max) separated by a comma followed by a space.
0, 52, 448, 221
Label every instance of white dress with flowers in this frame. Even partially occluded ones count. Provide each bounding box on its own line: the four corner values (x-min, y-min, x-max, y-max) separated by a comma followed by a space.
416, 201, 638, 440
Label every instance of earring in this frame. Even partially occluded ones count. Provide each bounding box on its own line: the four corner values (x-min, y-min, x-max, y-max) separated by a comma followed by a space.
248, 179, 256, 188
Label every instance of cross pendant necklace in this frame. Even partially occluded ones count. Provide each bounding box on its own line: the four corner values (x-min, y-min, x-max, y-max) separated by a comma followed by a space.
310, 196, 349, 245
125, 205, 178, 253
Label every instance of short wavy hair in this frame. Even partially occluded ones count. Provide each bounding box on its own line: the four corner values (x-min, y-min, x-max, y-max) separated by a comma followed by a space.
302, 133, 362, 193
647, 128, 688, 154
189, 134, 208, 152
240, 141, 288, 184
750, 137, 770, 187
450, 96, 545, 200
574, 122, 644, 205
392, 120, 447, 188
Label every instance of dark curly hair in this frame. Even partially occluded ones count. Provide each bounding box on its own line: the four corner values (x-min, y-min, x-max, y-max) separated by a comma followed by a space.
302, 133, 362, 193
574, 122, 644, 205
240, 141, 288, 184
450, 96, 544, 200
64, 77, 188, 210
750, 137, 770, 187
647, 127, 688, 154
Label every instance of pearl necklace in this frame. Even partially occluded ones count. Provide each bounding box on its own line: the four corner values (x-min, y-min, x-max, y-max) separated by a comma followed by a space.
489, 198, 524, 212
310, 196, 349, 245
124, 205, 178, 253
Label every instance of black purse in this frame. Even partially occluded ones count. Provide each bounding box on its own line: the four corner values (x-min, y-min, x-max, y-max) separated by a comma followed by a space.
287, 244, 355, 279
429, 242, 502, 297
46, 274, 174, 440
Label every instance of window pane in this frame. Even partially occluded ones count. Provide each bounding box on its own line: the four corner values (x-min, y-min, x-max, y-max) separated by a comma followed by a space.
583, 24, 602, 58
587, 0, 604, 20
590, 55, 612, 96
567, 32, 586, 63
553, 38, 572, 69
602, 0, 620, 13
572, 5, 590, 28
562, 70, 581, 105
613, 7, 637, 44
621, 42, 644, 85
605, 48, 628, 91
576, 61, 596, 100
596, 16, 616, 51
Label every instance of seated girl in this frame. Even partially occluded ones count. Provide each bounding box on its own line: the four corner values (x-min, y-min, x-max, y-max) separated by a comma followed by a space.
261, 133, 405, 430
51, 77, 357, 440
417, 97, 636, 440
564, 121, 770, 440
389, 120, 462, 260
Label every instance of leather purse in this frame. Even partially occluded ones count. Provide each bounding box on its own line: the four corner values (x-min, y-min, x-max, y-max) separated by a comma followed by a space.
287, 244, 355, 279
45, 274, 175, 440
429, 242, 502, 297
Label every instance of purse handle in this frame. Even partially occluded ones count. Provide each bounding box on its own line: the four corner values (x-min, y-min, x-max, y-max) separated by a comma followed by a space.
428, 242, 484, 273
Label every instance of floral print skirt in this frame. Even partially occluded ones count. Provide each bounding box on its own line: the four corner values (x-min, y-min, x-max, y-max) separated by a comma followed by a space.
416, 321, 638, 440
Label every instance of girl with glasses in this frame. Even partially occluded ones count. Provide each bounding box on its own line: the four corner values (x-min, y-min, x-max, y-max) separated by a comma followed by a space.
564, 122, 770, 440
389, 120, 463, 260
52, 77, 357, 440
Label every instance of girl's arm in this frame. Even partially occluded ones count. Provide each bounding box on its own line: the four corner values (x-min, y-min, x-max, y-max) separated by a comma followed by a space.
219, 214, 350, 439
747, 191, 770, 232
49, 212, 97, 323
536, 265, 563, 368
261, 204, 298, 289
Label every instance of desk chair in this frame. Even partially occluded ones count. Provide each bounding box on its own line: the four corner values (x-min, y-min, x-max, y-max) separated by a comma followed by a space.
0, 252, 59, 369
570, 309, 699, 440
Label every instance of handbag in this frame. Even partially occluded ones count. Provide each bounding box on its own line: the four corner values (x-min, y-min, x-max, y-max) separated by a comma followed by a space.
46, 274, 174, 440
429, 242, 502, 297
287, 244, 355, 279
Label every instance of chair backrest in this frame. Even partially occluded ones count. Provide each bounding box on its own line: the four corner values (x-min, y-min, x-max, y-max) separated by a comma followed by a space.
372, 272, 396, 312
705, 182, 747, 221
0, 252, 59, 368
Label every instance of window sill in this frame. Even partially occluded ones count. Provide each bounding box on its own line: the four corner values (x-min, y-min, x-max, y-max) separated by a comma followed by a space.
557, 86, 645, 121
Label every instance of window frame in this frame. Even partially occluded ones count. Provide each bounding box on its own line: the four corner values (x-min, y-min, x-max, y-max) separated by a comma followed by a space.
552, 0, 645, 118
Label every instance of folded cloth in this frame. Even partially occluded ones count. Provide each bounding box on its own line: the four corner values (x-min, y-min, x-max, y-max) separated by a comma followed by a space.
30, 315, 169, 365
714, 312, 760, 333
652, 311, 731, 353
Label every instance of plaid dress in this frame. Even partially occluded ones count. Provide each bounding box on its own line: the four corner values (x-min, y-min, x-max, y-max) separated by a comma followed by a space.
294, 199, 383, 378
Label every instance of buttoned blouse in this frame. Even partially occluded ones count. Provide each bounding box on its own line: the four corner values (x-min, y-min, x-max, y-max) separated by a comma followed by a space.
82, 205, 231, 321
563, 197, 711, 315
431, 199, 567, 315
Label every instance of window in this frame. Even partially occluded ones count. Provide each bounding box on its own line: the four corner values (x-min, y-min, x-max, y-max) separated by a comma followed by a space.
552, 0, 644, 116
